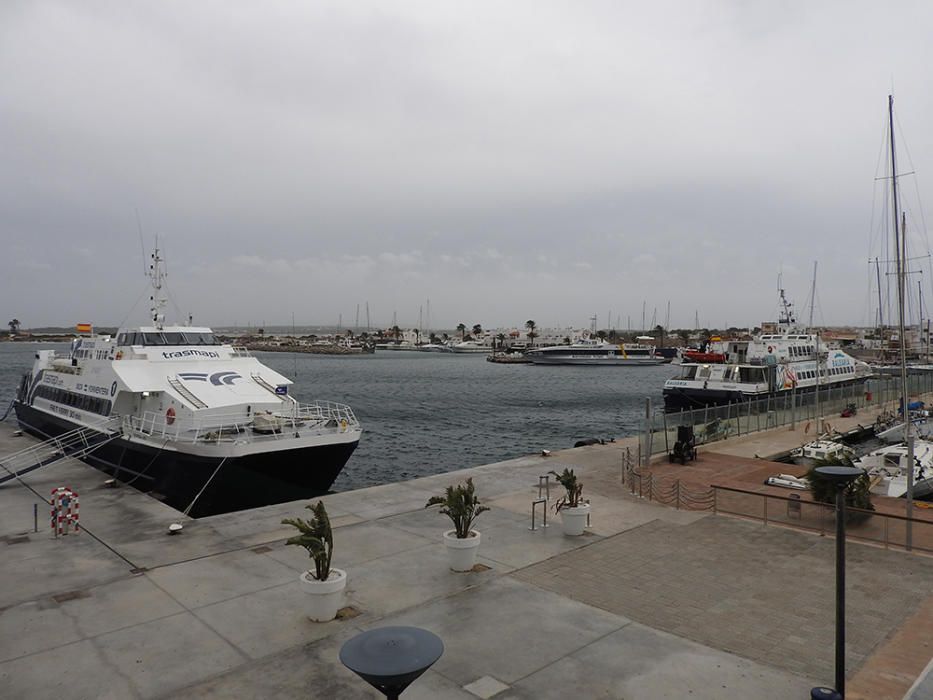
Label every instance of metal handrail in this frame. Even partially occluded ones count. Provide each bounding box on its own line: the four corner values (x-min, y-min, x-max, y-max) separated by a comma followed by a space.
711, 484, 933, 553
123, 402, 360, 444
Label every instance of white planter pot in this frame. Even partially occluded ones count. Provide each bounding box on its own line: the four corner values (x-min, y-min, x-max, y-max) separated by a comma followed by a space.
560, 503, 590, 536
299, 568, 347, 622
443, 529, 481, 571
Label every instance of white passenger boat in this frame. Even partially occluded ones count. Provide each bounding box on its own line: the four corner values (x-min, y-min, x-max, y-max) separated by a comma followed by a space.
13, 247, 362, 517
854, 440, 933, 499
663, 290, 871, 411
525, 338, 666, 366
449, 340, 491, 353
790, 438, 855, 465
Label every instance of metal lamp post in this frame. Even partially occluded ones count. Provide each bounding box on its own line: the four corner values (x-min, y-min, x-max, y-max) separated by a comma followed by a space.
811, 465, 864, 700
340, 626, 443, 699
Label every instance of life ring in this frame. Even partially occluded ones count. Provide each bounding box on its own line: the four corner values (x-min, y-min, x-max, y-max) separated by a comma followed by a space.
767, 345, 773, 353
166, 407, 176, 425
115, 351, 123, 360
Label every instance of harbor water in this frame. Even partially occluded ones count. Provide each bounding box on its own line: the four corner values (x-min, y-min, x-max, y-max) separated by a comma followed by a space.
0, 342, 669, 493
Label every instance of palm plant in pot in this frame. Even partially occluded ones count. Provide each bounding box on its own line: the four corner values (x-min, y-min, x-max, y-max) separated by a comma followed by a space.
282, 501, 347, 621
425, 478, 490, 572
550, 468, 589, 536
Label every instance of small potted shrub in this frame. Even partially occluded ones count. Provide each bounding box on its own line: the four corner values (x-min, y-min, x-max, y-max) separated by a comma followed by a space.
805, 459, 875, 524
282, 501, 347, 621
550, 468, 590, 536
425, 478, 490, 571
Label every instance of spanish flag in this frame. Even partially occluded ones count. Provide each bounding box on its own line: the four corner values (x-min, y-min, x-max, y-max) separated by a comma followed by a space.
76, 323, 92, 333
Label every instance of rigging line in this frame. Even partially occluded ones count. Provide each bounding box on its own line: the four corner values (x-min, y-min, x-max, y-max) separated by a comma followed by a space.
893, 106, 933, 316
116, 281, 153, 331
183, 457, 228, 516
867, 114, 891, 263
123, 438, 171, 487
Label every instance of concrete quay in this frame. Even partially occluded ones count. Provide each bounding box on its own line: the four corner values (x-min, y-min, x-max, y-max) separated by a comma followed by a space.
1, 415, 932, 699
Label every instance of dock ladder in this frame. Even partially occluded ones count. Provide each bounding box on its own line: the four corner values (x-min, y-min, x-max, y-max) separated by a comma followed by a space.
0, 417, 123, 487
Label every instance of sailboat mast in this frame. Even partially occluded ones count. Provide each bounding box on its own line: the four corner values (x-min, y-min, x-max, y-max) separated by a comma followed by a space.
890, 94, 915, 546
875, 257, 884, 351
808, 261, 818, 330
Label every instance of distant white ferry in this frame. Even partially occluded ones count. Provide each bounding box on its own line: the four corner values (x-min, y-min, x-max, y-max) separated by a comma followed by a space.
13, 247, 361, 516
525, 338, 666, 366
663, 291, 871, 412
450, 340, 491, 353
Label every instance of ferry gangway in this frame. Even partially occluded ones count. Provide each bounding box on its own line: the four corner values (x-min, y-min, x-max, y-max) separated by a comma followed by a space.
0, 416, 123, 487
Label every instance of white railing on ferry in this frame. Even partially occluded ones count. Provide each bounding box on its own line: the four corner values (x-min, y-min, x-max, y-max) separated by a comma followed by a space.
122, 402, 359, 444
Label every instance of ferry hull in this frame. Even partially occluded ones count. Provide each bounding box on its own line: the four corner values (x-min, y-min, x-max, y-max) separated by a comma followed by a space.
529, 357, 667, 366
13, 402, 358, 517
662, 377, 869, 413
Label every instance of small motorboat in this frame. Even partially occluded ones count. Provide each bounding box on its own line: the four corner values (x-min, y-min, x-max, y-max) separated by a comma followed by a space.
764, 474, 809, 490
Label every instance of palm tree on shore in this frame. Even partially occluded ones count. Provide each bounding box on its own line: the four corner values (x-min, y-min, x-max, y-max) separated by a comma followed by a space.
8, 319, 21, 334
456, 323, 467, 341
525, 320, 537, 347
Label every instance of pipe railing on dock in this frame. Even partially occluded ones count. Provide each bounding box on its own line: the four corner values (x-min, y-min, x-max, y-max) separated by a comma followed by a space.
649, 369, 933, 459
711, 485, 933, 554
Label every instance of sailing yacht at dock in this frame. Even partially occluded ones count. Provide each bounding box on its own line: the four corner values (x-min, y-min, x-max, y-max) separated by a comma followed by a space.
13, 247, 362, 517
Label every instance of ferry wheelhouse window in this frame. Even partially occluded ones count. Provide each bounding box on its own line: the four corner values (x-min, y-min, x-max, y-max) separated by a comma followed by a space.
119, 332, 218, 346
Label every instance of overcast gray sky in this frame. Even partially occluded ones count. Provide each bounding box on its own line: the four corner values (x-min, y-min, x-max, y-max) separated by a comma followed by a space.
3, 1, 933, 332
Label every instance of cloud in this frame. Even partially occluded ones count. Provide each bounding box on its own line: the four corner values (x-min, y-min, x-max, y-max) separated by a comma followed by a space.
2, 2, 933, 329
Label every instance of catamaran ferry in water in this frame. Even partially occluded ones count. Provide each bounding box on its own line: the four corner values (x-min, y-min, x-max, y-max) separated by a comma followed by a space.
526, 338, 667, 366
663, 291, 872, 412
13, 247, 362, 517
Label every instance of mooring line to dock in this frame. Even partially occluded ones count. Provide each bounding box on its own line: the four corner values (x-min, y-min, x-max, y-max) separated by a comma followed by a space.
182, 457, 228, 516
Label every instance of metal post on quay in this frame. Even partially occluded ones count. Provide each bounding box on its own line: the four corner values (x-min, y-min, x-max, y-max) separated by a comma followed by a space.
810, 465, 864, 700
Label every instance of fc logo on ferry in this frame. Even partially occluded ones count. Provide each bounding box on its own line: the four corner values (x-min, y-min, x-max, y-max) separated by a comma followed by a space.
178, 371, 242, 386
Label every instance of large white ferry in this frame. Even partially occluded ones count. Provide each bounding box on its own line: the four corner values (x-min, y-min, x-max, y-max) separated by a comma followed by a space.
13, 248, 361, 516
663, 292, 871, 412
526, 338, 667, 366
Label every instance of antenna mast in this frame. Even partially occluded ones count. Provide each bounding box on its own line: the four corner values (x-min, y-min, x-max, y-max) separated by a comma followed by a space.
148, 240, 167, 330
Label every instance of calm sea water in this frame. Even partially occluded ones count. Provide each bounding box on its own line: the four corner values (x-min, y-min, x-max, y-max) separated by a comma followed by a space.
0, 343, 670, 492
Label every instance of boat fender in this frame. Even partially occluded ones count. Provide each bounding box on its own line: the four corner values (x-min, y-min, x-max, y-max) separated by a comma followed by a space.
767, 345, 773, 353
115, 351, 123, 360
166, 407, 176, 425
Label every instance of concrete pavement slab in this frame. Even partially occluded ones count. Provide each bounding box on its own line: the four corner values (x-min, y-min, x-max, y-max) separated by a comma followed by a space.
95, 611, 245, 698
380, 576, 629, 686
145, 548, 298, 609
505, 620, 818, 700
0, 532, 132, 609
0, 573, 186, 663
192, 579, 348, 660
0, 638, 137, 700
0, 597, 81, 663
165, 623, 476, 700
344, 543, 500, 618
